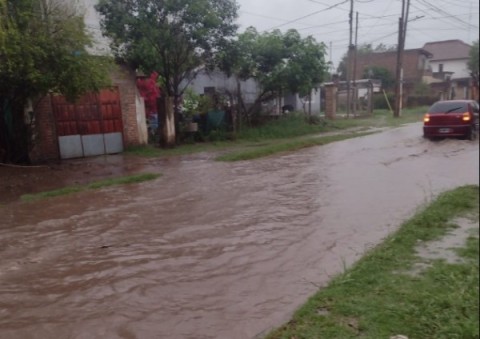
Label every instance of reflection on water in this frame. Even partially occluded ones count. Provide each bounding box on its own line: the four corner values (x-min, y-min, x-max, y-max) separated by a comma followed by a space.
0, 123, 478, 338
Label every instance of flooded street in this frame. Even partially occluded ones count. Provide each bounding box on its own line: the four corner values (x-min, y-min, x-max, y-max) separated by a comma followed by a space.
0, 122, 478, 339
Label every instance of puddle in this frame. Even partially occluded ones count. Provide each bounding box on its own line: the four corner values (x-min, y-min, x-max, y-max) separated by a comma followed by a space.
408, 217, 479, 275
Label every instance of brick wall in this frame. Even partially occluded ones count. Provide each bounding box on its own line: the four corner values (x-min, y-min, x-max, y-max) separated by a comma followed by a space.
110, 64, 146, 147
30, 95, 59, 162
354, 49, 428, 83
324, 85, 337, 119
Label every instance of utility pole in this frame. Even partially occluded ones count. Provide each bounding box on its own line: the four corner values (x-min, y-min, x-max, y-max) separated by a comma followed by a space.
346, 0, 353, 118
353, 11, 359, 116
329, 41, 334, 75
394, 0, 410, 117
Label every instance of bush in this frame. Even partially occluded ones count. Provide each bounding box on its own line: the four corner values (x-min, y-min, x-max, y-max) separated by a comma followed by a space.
407, 96, 437, 108
373, 93, 394, 110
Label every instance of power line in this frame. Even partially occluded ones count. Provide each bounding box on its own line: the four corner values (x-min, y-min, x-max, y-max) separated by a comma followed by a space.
436, 0, 479, 7
417, 0, 477, 29
239, 10, 318, 27
363, 0, 394, 37
410, 2, 471, 31
265, 0, 349, 31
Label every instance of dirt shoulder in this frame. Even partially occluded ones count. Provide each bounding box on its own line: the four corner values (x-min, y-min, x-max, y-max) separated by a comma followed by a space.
0, 154, 154, 204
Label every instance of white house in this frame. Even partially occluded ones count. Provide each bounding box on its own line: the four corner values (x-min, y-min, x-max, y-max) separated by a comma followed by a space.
187, 69, 324, 115
423, 40, 471, 80
423, 40, 474, 100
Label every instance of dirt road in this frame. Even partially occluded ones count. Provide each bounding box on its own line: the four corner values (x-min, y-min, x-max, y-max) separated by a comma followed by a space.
0, 123, 478, 339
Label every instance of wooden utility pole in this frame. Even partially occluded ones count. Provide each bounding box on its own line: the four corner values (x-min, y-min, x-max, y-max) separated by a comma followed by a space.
346, 0, 353, 118
394, 0, 410, 117
352, 11, 359, 116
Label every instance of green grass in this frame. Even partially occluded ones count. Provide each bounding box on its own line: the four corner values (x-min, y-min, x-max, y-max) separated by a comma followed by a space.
216, 132, 374, 162
329, 107, 426, 129
126, 108, 426, 161
266, 185, 479, 339
125, 142, 233, 157
21, 173, 161, 202
236, 114, 332, 140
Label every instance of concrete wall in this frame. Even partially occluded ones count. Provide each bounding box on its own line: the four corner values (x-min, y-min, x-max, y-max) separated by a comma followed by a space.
283, 89, 321, 115
428, 59, 470, 79
186, 70, 260, 104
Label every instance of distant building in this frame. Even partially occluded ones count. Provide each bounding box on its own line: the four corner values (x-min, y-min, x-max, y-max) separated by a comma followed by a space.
353, 48, 433, 98
422, 40, 474, 100
423, 40, 471, 80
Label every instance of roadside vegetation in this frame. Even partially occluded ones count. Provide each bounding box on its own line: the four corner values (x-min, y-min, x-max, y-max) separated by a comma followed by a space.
20, 173, 161, 202
266, 185, 479, 339
216, 131, 374, 162
127, 107, 426, 161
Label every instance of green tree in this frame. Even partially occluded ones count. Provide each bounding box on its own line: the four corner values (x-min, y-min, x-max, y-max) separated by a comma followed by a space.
336, 43, 396, 80
0, 0, 111, 164
468, 39, 479, 85
95, 0, 239, 146
362, 66, 394, 90
218, 28, 327, 122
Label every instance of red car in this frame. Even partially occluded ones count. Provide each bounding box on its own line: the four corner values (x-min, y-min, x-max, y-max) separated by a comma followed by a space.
423, 100, 479, 140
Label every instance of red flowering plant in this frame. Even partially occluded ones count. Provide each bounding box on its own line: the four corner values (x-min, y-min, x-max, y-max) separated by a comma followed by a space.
136, 72, 162, 117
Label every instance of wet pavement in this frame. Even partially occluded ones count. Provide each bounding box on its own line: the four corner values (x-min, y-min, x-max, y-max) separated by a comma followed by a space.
0, 122, 478, 339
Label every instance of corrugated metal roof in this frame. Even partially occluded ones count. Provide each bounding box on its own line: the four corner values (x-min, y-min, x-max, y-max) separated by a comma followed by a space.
423, 40, 471, 61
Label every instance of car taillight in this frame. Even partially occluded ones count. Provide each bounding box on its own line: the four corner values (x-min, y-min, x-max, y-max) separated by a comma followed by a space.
462, 112, 471, 121
423, 114, 430, 123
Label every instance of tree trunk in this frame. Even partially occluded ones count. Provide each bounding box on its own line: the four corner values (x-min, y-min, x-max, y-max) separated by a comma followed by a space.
308, 92, 312, 117
159, 96, 176, 147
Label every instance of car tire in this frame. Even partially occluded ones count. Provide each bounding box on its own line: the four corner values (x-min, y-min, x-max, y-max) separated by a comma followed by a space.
467, 126, 477, 141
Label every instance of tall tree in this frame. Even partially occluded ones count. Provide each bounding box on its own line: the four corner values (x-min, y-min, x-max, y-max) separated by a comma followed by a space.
0, 0, 111, 164
95, 0, 239, 146
468, 39, 479, 96
218, 28, 327, 122
362, 66, 394, 90
336, 43, 396, 80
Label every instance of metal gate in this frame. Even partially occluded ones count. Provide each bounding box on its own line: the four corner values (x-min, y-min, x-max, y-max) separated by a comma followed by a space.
52, 89, 124, 159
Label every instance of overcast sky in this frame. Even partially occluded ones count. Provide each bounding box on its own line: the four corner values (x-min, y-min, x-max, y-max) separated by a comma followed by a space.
235, 0, 479, 69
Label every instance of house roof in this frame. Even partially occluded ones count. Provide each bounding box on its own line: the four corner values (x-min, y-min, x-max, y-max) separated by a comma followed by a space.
423, 40, 471, 61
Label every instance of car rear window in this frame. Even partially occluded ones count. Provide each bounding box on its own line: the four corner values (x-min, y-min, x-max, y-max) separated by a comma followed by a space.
428, 102, 469, 113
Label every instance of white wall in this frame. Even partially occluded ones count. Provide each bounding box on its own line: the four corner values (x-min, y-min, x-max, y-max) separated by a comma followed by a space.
429, 59, 470, 79
187, 70, 260, 105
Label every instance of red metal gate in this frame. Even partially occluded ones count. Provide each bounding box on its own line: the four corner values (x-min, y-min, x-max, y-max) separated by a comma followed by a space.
52, 88, 124, 159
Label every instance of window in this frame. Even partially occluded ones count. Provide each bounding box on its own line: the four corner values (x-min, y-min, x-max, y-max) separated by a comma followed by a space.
438, 64, 443, 73
429, 101, 467, 113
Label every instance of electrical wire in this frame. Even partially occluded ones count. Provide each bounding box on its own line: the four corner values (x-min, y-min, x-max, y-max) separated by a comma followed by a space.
265, 0, 349, 31
417, 0, 477, 29
410, 2, 473, 31
363, 0, 394, 37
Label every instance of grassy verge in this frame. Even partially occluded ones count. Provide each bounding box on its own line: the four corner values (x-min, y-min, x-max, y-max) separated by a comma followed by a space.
216, 132, 374, 162
266, 185, 479, 339
127, 108, 426, 160
21, 173, 161, 202
329, 107, 426, 130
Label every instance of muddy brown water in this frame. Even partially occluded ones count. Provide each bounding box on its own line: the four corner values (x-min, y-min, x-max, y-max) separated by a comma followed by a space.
0, 123, 478, 339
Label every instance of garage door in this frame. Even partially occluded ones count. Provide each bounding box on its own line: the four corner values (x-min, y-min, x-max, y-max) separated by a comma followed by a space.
52, 89, 124, 159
